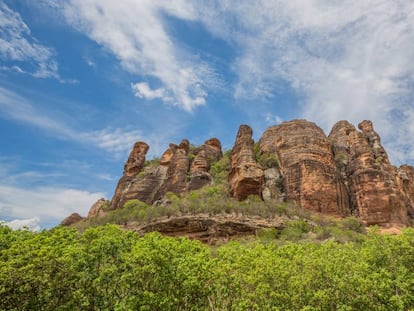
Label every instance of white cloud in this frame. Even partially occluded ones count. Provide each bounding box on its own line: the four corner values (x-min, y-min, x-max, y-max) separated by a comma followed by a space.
48, 0, 209, 111
265, 113, 284, 126
0, 2, 60, 79
131, 82, 168, 101
0, 185, 104, 227
3, 217, 40, 231
80, 127, 143, 156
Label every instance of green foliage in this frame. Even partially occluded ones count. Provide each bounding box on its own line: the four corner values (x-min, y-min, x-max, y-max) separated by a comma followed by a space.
144, 157, 160, 168
253, 142, 280, 168
1, 224, 414, 310
280, 220, 311, 241
210, 149, 231, 185
334, 152, 348, 170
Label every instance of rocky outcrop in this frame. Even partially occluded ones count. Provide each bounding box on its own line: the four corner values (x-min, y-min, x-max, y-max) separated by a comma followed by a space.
60, 213, 84, 226
229, 125, 264, 200
73, 118, 412, 231
159, 139, 191, 196
259, 120, 348, 216
189, 138, 222, 191
397, 165, 414, 222
262, 168, 283, 202
128, 214, 286, 244
87, 198, 109, 218
110, 142, 149, 209
109, 138, 223, 209
329, 120, 409, 227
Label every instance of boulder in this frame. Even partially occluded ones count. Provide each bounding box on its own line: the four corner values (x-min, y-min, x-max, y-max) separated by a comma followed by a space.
60, 213, 83, 226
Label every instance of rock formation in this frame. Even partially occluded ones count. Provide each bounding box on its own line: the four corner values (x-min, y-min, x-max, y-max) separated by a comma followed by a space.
110, 142, 149, 209
64, 118, 414, 230
259, 120, 348, 215
228, 125, 264, 200
109, 138, 223, 209
130, 214, 285, 244
60, 213, 84, 226
329, 120, 409, 226
397, 165, 414, 222
87, 198, 109, 218
189, 138, 222, 191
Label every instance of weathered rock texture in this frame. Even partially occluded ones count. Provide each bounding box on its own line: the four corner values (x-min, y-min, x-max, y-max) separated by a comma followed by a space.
129, 214, 285, 244
259, 120, 348, 216
229, 125, 264, 200
87, 198, 109, 218
189, 138, 222, 191
60, 213, 84, 226
109, 138, 223, 209
329, 120, 409, 226
74, 118, 413, 231
110, 142, 149, 209
397, 165, 414, 222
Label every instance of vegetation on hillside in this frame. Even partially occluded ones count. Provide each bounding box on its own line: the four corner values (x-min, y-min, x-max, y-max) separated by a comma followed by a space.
1, 224, 413, 310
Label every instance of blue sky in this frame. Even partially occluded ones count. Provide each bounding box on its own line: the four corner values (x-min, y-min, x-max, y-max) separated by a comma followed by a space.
1, 0, 414, 230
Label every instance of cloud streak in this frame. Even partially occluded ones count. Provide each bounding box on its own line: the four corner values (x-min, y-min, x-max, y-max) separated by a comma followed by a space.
51, 0, 209, 111
0, 2, 61, 79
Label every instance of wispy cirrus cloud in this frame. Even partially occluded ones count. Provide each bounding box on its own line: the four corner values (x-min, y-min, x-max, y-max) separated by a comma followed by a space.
0, 2, 62, 80
47, 0, 210, 111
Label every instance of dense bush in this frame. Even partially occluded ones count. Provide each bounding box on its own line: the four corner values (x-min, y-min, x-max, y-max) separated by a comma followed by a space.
1, 225, 414, 310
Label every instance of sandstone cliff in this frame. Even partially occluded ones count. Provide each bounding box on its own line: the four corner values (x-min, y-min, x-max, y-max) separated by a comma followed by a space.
63, 118, 414, 230
259, 120, 349, 216
228, 125, 264, 200
329, 120, 409, 227
109, 138, 223, 209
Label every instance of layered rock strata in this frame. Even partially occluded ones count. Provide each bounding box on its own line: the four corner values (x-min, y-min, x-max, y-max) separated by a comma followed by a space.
228, 125, 264, 200
189, 138, 222, 191
397, 165, 414, 222
64, 118, 413, 230
110, 142, 149, 209
109, 138, 223, 209
329, 120, 409, 226
259, 120, 348, 215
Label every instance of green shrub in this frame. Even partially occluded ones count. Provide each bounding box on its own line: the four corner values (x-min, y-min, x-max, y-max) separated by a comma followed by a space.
280, 220, 311, 241
210, 150, 231, 185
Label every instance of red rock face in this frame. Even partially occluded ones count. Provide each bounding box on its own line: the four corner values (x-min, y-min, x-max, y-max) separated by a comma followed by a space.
60, 213, 83, 226
329, 120, 409, 226
260, 120, 348, 215
87, 198, 109, 218
124, 142, 150, 177
229, 125, 264, 200
157, 139, 191, 196
109, 137, 223, 208
189, 138, 222, 191
397, 165, 414, 222
110, 142, 149, 209
90, 119, 412, 229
